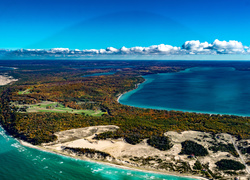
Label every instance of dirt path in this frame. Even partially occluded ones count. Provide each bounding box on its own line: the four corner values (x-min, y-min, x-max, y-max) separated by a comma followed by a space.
230, 135, 250, 174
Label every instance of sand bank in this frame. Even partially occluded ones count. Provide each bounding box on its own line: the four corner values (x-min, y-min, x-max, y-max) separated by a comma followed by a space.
0, 74, 18, 85
19, 126, 219, 180
18, 125, 250, 179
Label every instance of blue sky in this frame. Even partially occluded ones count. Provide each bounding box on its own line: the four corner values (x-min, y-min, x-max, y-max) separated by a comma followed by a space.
0, 0, 250, 49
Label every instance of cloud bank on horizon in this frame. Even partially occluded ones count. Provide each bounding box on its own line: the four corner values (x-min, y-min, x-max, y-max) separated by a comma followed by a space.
1, 39, 250, 59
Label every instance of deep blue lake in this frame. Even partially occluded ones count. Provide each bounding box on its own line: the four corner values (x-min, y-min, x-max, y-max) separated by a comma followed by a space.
0, 66, 15, 71
119, 67, 250, 116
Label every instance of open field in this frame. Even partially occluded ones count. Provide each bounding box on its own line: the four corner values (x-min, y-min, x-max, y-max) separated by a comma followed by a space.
14, 101, 105, 116
18, 88, 32, 95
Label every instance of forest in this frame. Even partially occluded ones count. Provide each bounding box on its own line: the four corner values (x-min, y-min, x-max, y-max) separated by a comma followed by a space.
180, 140, 209, 156
0, 60, 250, 145
215, 159, 245, 170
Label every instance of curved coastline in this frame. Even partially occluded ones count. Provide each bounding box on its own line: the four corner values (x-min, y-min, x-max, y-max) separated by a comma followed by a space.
1, 123, 203, 180
19, 140, 205, 180
0, 74, 204, 180
117, 76, 155, 103
117, 80, 146, 103
0, 125, 203, 180
2, 66, 248, 179
118, 67, 250, 117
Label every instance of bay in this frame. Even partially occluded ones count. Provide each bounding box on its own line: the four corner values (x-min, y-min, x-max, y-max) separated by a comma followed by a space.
119, 67, 250, 116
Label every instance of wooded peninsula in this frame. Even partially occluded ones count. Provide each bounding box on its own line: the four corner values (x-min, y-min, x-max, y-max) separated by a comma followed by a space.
0, 60, 250, 179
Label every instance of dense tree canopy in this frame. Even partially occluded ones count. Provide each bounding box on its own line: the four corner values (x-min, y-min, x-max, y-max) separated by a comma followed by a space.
180, 140, 209, 156
0, 60, 250, 145
215, 159, 245, 170
147, 135, 173, 151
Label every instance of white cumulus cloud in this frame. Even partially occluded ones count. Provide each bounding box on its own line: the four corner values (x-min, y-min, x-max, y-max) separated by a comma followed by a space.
4, 39, 250, 58
211, 39, 244, 53
182, 40, 211, 51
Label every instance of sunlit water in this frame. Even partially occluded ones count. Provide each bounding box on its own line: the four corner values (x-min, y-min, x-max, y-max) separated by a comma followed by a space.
119, 67, 250, 116
0, 127, 195, 180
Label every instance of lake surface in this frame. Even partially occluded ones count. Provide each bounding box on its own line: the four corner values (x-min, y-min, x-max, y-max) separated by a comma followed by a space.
82, 71, 116, 77
0, 66, 15, 71
73, 65, 134, 69
0, 127, 195, 180
119, 67, 250, 116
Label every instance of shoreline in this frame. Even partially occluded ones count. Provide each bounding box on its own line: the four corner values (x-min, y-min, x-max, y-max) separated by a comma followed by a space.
3, 66, 249, 179
0, 71, 208, 180
117, 72, 250, 118
0, 74, 18, 86
19, 140, 208, 180
117, 78, 146, 103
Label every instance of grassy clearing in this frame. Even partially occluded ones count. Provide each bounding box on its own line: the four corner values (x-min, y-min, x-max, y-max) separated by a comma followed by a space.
18, 88, 32, 95
15, 101, 105, 116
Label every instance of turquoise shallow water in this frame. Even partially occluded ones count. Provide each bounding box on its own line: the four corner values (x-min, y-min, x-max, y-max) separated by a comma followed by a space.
119, 67, 250, 116
0, 127, 195, 180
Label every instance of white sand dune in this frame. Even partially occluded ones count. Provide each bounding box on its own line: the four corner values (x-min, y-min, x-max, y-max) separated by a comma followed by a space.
0, 75, 18, 85
20, 126, 250, 180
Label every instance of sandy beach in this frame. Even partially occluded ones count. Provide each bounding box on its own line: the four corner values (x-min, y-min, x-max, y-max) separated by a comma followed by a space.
6, 70, 249, 180
117, 81, 145, 103
18, 125, 212, 180
19, 139, 208, 180
18, 124, 250, 180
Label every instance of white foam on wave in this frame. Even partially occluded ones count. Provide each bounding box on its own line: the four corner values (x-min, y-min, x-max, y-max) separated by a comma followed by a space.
143, 174, 157, 179
11, 142, 26, 152
0, 131, 10, 141
92, 168, 104, 173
